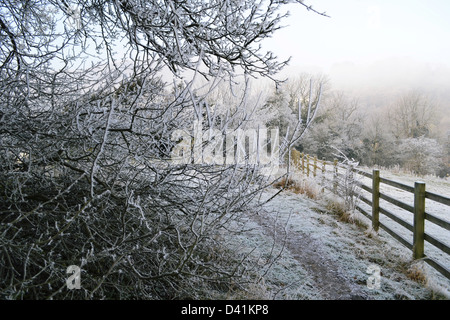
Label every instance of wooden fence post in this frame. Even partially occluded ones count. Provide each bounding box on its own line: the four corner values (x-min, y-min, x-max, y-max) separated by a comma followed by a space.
333, 159, 338, 193
321, 160, 326, 192
301, 153, 305, 174
306, 155, 310, 177
413, 181, 426, 260
372, 169, 380, 232
313, 156, 317, 177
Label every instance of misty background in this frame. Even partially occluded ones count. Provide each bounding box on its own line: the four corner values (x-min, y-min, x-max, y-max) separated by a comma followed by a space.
252, 0, 450, 176
268, 1, 449, 120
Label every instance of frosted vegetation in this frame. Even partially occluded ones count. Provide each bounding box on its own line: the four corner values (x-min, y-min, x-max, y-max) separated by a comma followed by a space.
265, 78, 449, 178
222, 178, 450, 300
0, 0, 448, 300
0, 0, 325, 299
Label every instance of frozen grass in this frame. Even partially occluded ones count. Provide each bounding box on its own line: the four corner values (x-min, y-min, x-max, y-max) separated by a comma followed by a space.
272, 175, 321, 200
216, 171, 449, 300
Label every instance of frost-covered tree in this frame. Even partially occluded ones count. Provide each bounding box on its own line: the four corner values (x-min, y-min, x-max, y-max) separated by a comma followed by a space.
283, 73, 330, 118
263, 73, 328, 151
361, 92, 444, 173
299, 91, 364, 161
438, 131, 450, 178
397, 136, 444, 176
264, 84, 295, 138
0, 0, 327, 299
389, 92, 438, 139
360, 114, 397, 167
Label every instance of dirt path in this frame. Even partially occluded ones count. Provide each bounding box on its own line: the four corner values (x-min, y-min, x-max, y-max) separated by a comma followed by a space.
251, 210, 368, 300
234, 188, 448, 300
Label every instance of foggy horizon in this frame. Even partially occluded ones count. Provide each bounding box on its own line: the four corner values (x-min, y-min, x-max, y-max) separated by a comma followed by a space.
260, 0, 450, 136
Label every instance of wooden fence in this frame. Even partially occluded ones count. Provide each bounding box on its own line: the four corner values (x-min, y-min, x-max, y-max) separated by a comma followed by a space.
293, 152, 450, 280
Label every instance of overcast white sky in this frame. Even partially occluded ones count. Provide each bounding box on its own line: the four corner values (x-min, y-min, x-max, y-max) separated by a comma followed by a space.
263, 0, 450, 96
266, 0, 450, 69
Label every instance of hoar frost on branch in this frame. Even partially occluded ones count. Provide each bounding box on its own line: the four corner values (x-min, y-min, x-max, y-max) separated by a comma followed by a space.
0, 0, 326, 299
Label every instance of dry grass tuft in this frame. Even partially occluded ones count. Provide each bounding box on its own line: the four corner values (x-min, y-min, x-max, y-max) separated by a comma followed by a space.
406, 262, 428, 285
363, 227, 378, 239
272, 176, 319, 200
324, 198, 368, 229
224, 278, 273, 300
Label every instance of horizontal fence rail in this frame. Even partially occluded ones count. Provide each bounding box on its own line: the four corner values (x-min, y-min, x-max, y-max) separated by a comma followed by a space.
292, 152, 450, 280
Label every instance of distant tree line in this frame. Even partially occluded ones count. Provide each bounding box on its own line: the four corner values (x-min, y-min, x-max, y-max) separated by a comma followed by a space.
261, 74, 449, 177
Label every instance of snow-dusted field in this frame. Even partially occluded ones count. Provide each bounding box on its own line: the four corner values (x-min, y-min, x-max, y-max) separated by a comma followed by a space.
222, 177, 450, 299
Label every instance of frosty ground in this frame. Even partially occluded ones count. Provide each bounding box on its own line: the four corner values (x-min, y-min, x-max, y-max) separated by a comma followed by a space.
357, 167, 450, 276
220, 175, 450, 300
